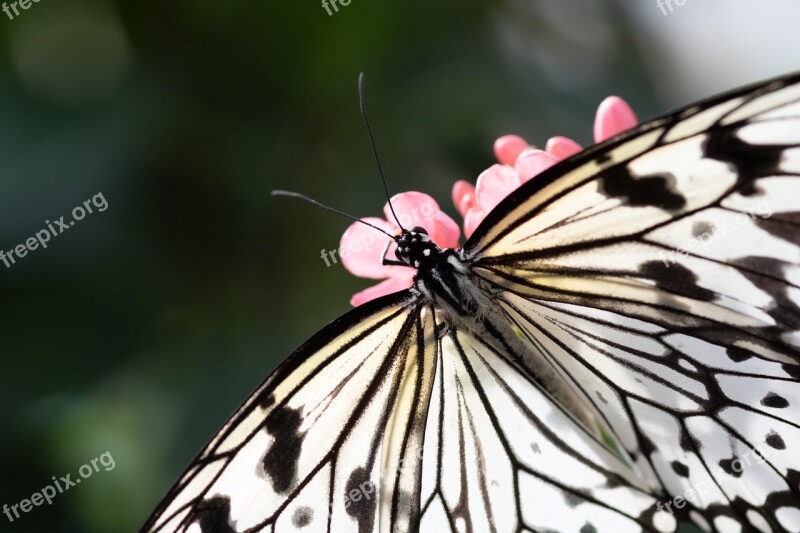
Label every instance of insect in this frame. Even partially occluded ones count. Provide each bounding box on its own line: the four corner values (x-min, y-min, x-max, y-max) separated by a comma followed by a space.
142, 72, 800, 533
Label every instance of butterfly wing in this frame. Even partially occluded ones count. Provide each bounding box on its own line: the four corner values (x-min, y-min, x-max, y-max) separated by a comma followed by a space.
418, 306, 675, 532
464, 72, 800, 531
143, 299, 676, 532
142, 291, 434, 533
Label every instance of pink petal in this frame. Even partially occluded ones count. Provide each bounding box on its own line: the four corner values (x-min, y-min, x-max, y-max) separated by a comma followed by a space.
545, 136, 582, 159
340, 217, 404, 279
493, 135, 529, 166
383, 191, 440, 232
430, 210, 461, 249
451, 180, 476, 217
594, 96, 638, 143
463, 207, 487, 239
350, 275, 414, 307
514, 149, 560, 183
474, 164, 522, 213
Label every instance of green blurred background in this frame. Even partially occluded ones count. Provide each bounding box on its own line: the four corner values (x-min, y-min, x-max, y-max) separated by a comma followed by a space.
1, 0, 798, 530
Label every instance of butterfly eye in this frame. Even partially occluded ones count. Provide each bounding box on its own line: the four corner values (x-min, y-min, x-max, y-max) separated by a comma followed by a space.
411, 226, 428, 235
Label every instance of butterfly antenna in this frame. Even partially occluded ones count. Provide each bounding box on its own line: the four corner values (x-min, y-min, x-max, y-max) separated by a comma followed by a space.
271, 190, 395, 239
358, 72, 405, 231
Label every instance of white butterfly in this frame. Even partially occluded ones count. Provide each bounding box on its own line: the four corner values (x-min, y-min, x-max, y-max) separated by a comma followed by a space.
142, 72, 800, 533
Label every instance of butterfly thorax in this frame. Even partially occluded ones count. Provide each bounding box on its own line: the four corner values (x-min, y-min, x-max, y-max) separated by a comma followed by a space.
397, 228, 497, 328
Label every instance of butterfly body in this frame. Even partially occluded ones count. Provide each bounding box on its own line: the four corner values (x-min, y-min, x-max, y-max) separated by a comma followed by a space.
144, 73, 800, 533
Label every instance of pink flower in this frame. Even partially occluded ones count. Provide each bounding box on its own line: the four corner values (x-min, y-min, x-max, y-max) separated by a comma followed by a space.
340, 96, 638, 306
340, 192, 460, 306
453, 96, 638, 238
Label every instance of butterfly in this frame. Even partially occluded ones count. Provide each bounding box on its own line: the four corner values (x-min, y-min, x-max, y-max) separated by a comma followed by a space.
142, 72, 800, 533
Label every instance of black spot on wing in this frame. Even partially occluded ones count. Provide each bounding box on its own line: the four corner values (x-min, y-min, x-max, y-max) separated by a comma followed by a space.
692, 221, 715, 238
761, 393, 790, 409
727, 347, 753, 363
187, 496, 237, 533
262, 405, 305, 493
671, 460, 690, 478
639, 261, 716, 302
719, 457, 744, 478
292, 506, 313, 528
766, 431, 786, 450
640, 435, 657, 456
345, 467, 376, 533
600, 167, 686, 210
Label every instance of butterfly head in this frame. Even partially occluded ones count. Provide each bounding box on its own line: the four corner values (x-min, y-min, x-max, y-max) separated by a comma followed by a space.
395, 226, 442, 269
